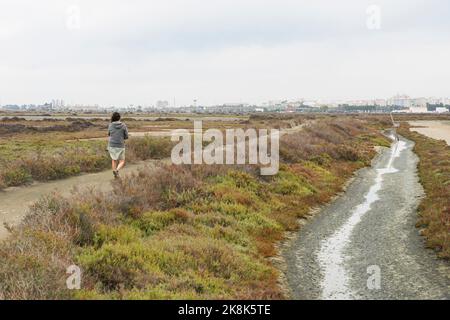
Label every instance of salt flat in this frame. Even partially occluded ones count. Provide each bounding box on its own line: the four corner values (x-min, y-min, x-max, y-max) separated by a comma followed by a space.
409, 120, 450, 145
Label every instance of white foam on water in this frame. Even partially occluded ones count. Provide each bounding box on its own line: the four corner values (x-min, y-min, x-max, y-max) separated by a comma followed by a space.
316, 140, 407, 299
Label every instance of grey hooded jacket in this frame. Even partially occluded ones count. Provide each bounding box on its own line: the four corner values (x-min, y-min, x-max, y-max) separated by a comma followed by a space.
108, 121, 129, 148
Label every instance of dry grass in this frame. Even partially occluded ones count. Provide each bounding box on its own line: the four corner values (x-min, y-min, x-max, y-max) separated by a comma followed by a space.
0, 115, 303, 189
0, 136, 173, 189
280, 118, 389, 165
399, 125, 450, 259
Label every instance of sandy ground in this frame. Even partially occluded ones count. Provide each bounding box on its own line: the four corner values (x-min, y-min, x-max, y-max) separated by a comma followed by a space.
283, 137, 450, 299
409, 120, 450, 145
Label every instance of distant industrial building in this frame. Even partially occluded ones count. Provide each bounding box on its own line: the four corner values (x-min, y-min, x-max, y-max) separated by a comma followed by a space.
156, 100, 169, 109
51, 99, 65, 109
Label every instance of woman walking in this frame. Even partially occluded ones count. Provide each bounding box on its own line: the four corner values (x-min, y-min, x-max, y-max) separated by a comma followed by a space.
108, 112, 129, 178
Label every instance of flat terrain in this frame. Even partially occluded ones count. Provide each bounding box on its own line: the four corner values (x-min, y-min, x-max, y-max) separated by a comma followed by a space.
284, 137, 450, 299
1, 112, 448, 299
409, 120, 450, 145
0, 114, 247, 122
0, 114, 302, 190
0, 122, 308, 241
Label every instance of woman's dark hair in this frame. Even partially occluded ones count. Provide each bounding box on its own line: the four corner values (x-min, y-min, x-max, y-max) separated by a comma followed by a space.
111, 112, 121, 122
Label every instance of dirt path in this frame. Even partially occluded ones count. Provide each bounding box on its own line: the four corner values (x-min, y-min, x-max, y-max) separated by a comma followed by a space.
0, 123, 308, 241
0, 160, 163, 240
283, 137, 450, 300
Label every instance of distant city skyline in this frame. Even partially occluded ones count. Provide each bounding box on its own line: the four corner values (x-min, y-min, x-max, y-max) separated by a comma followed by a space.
2, 94, 450, 110
1, 1, 450, 106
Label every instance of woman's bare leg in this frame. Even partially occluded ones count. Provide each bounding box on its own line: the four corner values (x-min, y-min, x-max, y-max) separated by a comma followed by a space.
117, 160, 126, 171
112, 160, 117, 171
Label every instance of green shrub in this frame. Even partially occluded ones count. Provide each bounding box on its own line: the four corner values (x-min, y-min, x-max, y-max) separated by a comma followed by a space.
2, 167, 32, 186
131, 211, 179, 236
77, 242, 166, 290
94, 225, 142, 247
127, 136, 173, 160
271, 169, 315, 196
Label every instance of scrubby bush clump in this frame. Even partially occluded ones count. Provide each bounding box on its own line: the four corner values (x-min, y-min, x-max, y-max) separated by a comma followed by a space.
127, 136, 174, 161
280, 118, 386, 165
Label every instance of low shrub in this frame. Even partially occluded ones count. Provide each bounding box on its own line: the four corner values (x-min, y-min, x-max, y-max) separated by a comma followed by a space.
2, 166, 33, 186
280, 118, 385, 165
111, 164, 200, 216
127, 136, 173, 161
0, 175, 6, 189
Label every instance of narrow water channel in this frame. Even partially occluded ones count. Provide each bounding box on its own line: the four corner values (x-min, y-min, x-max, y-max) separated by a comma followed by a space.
284, 137, 450, 299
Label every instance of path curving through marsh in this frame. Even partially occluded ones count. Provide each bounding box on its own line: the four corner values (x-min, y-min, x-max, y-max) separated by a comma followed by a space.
0, 123, 308, 241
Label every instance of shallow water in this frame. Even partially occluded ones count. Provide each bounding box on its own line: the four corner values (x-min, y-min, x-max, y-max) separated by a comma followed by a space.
409, 120, 450, 145
317, 141, 406, 299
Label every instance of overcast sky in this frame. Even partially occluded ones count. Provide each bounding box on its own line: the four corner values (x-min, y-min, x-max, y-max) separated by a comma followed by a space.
1, 0, 449, 106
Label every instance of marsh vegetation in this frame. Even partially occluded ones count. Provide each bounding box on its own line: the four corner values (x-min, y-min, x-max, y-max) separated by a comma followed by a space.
0, 117, 390, 299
